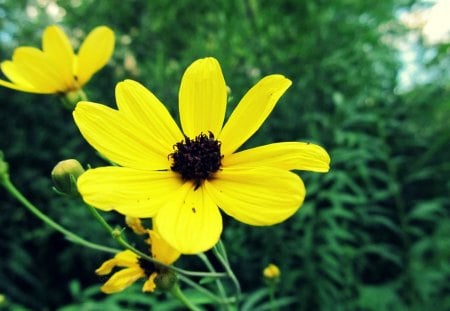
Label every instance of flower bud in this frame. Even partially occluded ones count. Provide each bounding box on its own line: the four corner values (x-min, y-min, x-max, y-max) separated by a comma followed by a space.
263, 263, 280, 280
154, 270, 177, 292
51, 159, 84, 196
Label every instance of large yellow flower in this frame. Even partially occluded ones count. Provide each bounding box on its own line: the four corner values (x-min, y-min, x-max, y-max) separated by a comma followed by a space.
73, 57, 330, 254
96, 230, 180, 294
0, 25, 114, 94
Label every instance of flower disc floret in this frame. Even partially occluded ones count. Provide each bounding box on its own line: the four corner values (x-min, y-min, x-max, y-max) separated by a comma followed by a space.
138, 257, 157, 277
170, 132, 223, 187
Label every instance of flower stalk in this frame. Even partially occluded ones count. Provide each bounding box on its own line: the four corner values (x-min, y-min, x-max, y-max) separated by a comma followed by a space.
0, 169, 118, 254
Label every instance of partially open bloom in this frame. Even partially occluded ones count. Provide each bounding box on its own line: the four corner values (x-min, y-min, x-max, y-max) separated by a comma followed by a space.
74, 57, 330, 254
0, 25, 114, 94
96, 230, 180, 294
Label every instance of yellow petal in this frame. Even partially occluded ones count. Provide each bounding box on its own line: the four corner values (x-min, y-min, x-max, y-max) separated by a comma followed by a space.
149, 230, 180, 265
12, 47, 66, 92
95, 258, 118, 275
77, 167, 184, 218
142, 273, 157, 292
223, 142, 331, 172
179, 57, 227, 138
76, 26, 114, 86
1, 61, 40, 92
0, 78, 40, 93
219, 75, 292, 155
205, 167, 304, 226
116, 80, 184, 154
155, 182, 222, 254
100, 267, 144, 294
125, 216, 148, 235
73, 101, 170, 170
95, 250, 138, 275
42, 25, 76, 90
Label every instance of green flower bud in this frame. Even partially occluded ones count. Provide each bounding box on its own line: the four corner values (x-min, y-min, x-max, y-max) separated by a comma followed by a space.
51, 159, 85, 196
60, 89, 87, 110
154, 270, 177, 292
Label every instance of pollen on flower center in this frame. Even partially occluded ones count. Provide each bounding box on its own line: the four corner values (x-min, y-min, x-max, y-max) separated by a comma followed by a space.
169, 132, 223, 186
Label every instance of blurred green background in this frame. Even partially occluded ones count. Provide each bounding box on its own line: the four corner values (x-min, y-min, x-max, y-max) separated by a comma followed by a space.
0, 0, 449, 310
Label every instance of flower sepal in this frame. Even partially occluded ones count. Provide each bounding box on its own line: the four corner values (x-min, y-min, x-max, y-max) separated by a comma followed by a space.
60, 89, 87, 110
154, 269, 178, 292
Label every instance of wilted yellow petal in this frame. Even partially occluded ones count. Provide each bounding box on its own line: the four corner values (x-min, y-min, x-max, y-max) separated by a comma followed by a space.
100, 267, 144, 294
95, 250, 139, 275
125, 216, 148, 235
142, 273, 157, 292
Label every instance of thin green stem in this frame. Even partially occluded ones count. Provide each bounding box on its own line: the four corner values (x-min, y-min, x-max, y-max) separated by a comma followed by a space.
178, 274, 235, 305
1, 177, 118, 254
197, 253, 229, 309
268, 283, 277, 311
170, 283, 202, 311
213, 241, 242, 305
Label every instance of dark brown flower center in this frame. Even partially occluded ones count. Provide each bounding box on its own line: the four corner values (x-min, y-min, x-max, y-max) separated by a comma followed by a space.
169, 132, 223, 188
138, 257, 157, 277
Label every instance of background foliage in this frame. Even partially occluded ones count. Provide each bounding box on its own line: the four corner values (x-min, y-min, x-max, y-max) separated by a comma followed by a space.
0, 0, 449, 310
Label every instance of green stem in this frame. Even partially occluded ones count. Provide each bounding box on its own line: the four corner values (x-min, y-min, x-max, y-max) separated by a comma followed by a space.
86, 204, 227, 279
268, 283, 277, 311
213, 241, 242, 305
197, 253, 229, 309
1, 177, 118, 254
178, 274, 235, 305
170, 283, 202, 311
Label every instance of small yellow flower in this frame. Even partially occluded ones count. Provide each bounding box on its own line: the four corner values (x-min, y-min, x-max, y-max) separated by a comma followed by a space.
74, 57, 331, 254
96, 230, 180, 294
263, 263, 281, 279
0, 25, 114, 94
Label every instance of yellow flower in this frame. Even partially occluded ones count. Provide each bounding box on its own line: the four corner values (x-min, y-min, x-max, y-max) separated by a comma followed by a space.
96, 230, 180, 294
0, 25, 114, 94
263, 263, 281, 279
73, 57, 331, 254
